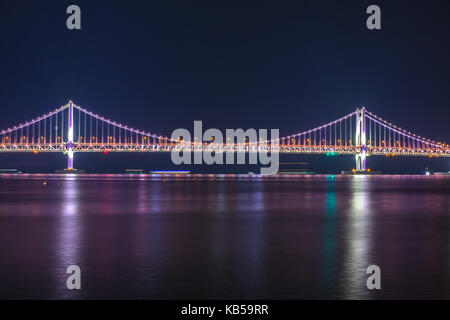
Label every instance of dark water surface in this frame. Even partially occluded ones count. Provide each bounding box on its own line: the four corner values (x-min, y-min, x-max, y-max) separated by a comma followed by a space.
0, 174, 449, 299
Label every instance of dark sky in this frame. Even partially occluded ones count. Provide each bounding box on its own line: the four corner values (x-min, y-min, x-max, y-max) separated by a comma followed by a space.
0, 0, 449, 173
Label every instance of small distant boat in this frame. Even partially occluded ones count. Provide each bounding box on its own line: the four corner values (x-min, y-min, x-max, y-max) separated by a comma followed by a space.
125, 169, 144, 174
433, 171, 450, 175
150, 170, 190, 175
277, 162, 314, 175
0, 169, 21, 174
278, 171, 315, 175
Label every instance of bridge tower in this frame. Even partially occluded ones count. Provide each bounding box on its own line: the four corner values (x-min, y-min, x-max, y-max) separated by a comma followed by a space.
355, 107, 367, 172
67, 101, 74, 170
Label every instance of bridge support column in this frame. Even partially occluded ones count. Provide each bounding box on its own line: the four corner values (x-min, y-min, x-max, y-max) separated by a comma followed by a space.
68, 149, 74, 170
67, 100, 74, 170
355, 107, 367, 172
355, 153, 366, 171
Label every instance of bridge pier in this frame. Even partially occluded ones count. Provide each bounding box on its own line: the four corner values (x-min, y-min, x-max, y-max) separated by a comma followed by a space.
67, 149, 74, 170
355, 152, 366, 171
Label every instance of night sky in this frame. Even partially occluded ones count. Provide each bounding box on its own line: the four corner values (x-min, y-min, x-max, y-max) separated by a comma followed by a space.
0, 0, 449, 173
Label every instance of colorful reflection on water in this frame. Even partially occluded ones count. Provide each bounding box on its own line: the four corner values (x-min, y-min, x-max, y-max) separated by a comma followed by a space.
0, 174, 449, 299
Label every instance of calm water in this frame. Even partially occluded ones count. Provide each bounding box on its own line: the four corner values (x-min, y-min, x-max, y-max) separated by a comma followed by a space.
0, 174, 449, 299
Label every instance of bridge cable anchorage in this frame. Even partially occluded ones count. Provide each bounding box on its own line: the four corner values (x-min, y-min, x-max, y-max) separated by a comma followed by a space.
0, 102, 449, 170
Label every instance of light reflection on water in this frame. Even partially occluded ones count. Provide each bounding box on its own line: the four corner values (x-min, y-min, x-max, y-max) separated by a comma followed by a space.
0, 174, 449, 299
342, 176, 373, 299
320, 176, 337, 295
56, 179, 82, 298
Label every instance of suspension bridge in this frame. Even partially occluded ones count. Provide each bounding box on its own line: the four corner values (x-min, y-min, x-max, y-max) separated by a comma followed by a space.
0, 101, 449, 172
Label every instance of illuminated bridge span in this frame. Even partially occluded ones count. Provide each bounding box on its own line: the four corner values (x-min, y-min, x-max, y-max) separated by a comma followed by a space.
0, 101, 449, 171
